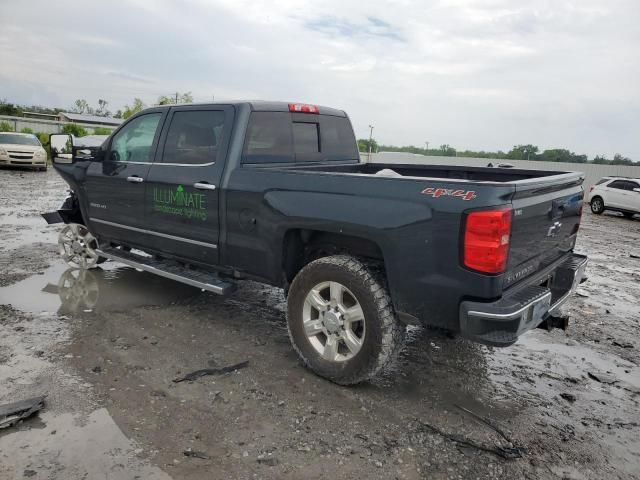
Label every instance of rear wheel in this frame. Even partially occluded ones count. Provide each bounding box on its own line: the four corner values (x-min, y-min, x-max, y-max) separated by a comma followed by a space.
590, 196, 605, 214
287, 255, 405, 385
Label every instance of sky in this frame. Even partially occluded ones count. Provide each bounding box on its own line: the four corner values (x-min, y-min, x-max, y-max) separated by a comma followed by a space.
0, 0, 638, 160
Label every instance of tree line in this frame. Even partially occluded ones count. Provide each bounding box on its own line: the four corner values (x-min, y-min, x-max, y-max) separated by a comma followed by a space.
358, 139, 635, 165
0, 92, 194, 120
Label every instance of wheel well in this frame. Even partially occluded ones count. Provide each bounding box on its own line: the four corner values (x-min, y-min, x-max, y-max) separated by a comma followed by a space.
591, 195, 603, 203
282, 229, 385, 284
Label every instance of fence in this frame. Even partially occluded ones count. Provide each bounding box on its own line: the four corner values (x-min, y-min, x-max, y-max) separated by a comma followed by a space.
0, 115, 116, 135
365, 152, 640, 191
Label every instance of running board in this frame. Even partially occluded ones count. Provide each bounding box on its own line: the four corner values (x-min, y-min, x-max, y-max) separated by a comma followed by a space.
96, 247, 236, 295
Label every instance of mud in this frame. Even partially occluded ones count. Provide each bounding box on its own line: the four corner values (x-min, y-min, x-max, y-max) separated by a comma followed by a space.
0, 168, 638, 479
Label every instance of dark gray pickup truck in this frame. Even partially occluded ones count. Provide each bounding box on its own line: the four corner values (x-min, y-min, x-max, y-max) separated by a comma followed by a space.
45, 101, 587, 384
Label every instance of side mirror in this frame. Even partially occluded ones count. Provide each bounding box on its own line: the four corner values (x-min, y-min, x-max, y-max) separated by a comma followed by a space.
50, 134, 74, 164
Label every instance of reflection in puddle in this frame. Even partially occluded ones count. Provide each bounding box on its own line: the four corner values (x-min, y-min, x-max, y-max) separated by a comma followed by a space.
0, 262, 201, 315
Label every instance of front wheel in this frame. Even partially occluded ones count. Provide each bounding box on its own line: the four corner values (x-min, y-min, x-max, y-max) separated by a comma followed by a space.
590, 197, 605, 214
58, 223, 105, 269
287, 255, 405, 385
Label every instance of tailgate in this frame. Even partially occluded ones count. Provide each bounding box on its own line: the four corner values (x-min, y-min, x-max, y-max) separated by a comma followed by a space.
504, 173, 584, 289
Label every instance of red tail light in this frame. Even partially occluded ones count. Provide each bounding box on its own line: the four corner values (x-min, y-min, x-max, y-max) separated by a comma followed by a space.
589, 186, 594, 192
288, 103, 319, 114
463, 207, 512, 274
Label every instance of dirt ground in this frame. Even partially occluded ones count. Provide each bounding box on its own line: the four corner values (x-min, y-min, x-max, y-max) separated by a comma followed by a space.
0, 168, 638, 480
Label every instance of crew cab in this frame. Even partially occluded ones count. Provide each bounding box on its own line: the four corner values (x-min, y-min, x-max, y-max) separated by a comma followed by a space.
44, 101, 588, 384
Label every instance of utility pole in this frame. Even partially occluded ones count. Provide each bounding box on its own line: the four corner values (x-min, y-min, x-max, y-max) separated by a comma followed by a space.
368, 124, 374, 162
175, 92, 179, 104
425, 141, 429, 153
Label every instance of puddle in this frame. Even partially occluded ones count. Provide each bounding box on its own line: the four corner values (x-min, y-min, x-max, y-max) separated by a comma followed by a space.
0, 262, 202, 316
0, 408, 172, 479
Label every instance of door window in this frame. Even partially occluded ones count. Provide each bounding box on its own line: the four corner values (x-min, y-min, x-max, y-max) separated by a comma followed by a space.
624, 181, 639, 191
608, 180, 627, 190
162, 110, 225, 165
110, 113, 162, 162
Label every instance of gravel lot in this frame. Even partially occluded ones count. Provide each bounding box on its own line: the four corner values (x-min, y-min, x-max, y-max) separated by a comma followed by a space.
0, 168, 638, 480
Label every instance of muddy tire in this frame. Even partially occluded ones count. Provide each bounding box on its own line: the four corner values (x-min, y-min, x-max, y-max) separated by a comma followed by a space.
287, 255, 405, 385
590, 196, 605, 214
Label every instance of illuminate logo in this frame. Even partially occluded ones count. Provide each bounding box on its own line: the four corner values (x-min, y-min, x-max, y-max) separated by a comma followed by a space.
153, 185, 207, 220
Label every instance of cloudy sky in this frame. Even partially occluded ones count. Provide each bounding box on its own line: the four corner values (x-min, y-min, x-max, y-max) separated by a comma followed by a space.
1, 0, 638, 159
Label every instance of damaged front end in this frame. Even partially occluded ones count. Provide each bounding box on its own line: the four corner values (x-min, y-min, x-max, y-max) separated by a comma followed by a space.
41, 191, 84, 226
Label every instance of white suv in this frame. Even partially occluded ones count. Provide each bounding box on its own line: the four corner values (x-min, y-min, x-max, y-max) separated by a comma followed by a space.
586, 177, 640, 219
0, 132, 48, 171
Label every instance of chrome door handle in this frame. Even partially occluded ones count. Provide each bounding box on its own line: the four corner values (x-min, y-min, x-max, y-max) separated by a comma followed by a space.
127, 176, 144, 183
194, 182, 216, 190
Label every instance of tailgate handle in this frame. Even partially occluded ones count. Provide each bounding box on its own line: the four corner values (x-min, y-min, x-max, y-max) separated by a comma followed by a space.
194, 182, 216, 191
126, 176, 144, 183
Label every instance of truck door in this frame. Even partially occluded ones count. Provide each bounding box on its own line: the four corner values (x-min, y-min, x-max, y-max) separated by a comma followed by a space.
143, 105, 235, 265
83, 111, 164, 244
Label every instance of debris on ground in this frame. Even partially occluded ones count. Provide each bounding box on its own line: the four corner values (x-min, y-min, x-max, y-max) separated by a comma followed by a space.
629, 253, 639, 259
257, 454, 279, 466
588, 371, 618, 384
560, 393, 577, 403
172, 361, 249, 383
416, 420, 524, 460
612, 341, 634, 349
0, 396, 46, 429
183, 448, 210, 460
454, 404, 514, 443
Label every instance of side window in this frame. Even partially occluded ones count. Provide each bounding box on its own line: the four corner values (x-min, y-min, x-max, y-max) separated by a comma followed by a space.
627, 181, 640, 191
608, 180, 627, 190
292, 122, 320, 154
162, 110, 225, 165
110, 113, 161, 162
242, 112, 294, 164
595, 178, 610, 185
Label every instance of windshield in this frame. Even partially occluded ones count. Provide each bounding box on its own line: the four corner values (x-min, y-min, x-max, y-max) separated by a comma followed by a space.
0, 133, 41, 146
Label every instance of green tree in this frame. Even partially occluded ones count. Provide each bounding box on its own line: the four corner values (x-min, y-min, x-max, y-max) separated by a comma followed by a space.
440, 144, 456, 156
592, 155, 609, 164
507, 144, 539, 160
62, 123, 88, 137
610, 153, 633, 165
95, 99, 111, 117
92, 127, 113, 135
122, 98, 145, 119
157, 92, 194, 105
357, 138, 378, 153
0, 100, 19, 116
72, 99, 93, 114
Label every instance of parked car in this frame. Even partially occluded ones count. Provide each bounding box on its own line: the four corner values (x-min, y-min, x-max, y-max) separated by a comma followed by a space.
0, 132, 48, 171
43, 101, 588, 384
587, 177, 640, 218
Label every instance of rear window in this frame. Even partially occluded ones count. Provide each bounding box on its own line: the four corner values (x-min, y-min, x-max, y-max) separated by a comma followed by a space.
293, 122, 319, 154
243, 112, 294, 164
595, 178, 611, 185
242, 112, 358, 164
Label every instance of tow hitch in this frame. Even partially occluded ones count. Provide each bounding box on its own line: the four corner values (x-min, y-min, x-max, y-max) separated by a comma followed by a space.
538, 314, 570, 331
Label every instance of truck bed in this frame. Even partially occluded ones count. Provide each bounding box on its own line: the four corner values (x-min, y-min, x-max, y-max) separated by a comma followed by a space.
282, 162, 571, 183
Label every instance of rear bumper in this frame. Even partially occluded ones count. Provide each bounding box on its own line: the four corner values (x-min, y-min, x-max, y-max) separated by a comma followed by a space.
459, 253, 588, 346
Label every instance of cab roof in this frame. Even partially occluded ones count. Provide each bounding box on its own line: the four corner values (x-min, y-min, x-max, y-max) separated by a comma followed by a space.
154, 101, 347, 117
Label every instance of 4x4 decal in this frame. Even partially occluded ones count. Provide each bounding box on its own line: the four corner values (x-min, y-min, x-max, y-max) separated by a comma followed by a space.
421, 187, 477, 201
